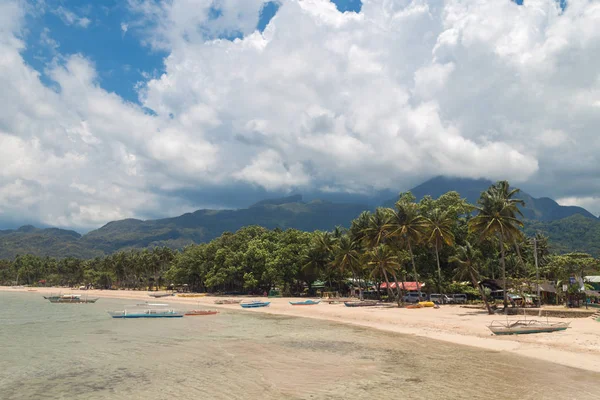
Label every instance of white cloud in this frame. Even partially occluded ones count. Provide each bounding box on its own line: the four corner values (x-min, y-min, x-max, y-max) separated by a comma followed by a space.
53, 6, 91, 28
121, 22, 129, 35
2, 0, 600, 229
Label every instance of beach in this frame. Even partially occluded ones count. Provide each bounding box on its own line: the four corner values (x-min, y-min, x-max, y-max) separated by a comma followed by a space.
5, 287, 600, 373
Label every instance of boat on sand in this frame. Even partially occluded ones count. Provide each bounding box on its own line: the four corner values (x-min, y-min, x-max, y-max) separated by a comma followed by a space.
148, 292, 174, 298
488, 319, 570, 335
214, 299, 242, 305
344, 300, 379, 307
240, 301, 270, 308
289, 299, 320, 306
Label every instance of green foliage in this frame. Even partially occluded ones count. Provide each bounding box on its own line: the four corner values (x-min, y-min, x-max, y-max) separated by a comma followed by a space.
2, 182, 599, 305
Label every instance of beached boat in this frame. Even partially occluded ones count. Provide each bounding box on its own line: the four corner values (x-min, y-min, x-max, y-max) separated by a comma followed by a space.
289, 299, 321, 306
343, 300, 379, 307
108, 303, 184, 318
214, 299, 242, 305
405, 304, 423, 309
44, 294, 99, 303
488, 319, 570, 335
240, 301, 270, 308
148, 292, 174, 298
184, 310, 219, 316
418, 301, 435, 307
177, 293, 207, 298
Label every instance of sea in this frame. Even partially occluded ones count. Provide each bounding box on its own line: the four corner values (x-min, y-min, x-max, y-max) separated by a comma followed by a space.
1, 291, 599, 400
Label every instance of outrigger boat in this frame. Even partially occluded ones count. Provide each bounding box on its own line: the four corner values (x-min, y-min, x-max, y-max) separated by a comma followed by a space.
488, 319, 570, 335
185, 310, 219, 316
214, 299, 242, 305
185, 301, 219, 316
344, 300, 379, 307
108, 303, 184, 318
289, 299, 321, 306
240, 301, 270, 308
44, 294, 99, 303
148, 292, 174, 298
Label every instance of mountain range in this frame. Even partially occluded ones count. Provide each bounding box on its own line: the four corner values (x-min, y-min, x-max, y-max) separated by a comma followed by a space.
1, 176, 599, 259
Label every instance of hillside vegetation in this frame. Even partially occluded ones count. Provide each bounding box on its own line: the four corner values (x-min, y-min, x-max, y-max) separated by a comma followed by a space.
1, 177, 599, 259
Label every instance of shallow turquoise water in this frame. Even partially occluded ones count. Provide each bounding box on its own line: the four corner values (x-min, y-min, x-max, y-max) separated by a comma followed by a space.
1, 292, 599, 400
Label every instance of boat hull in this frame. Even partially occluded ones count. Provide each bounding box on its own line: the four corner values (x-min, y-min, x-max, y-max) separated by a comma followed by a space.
48, 299, 98, 303
240, 302, 270, 308
488, 320, 570, 335
108, 311, 184, 318
289, 300, 320, 306
184, 310, 219, 316
489, 326, 569, 335
214, 299, 242, 305
344, 301, 378, 307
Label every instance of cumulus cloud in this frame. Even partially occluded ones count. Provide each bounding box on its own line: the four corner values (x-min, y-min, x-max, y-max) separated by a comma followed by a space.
1, 0, 600, 229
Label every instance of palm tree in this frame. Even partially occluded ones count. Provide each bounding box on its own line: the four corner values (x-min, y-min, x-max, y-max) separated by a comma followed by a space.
331, 235, 362, 298
362, 208, 391, 249
425, 208, 455, 293
468, 181, 524, 312
349, 211, 371, 243
367, 245, 401, 301
450, 242, 493, 314
386, 200, 428, 295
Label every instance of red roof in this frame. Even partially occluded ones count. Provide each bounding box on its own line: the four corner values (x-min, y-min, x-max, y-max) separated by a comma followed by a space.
379, 282, 424, 291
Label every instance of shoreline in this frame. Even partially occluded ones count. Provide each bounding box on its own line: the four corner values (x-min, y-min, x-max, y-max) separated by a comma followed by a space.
4, 286, 600, 372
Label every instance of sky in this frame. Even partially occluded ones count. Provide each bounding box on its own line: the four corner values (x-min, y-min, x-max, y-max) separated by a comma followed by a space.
1, 0, 599, 231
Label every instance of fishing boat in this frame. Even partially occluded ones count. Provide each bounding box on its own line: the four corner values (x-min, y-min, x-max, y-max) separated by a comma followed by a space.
344, 300, 379, 307
488, 319, 570, 335
184, 310, 219, 316
44, 294, 99, 303
148, 292, 174, 298
177, 293, 207, 298
214, 299, 242, 305
108, 303, 184, 318
240, 301, 270, 308
289, 299, 321, 306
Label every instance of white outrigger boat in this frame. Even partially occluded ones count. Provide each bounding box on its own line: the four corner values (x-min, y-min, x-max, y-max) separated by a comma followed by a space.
108, 303, 184, 319
488, 319, 570, 335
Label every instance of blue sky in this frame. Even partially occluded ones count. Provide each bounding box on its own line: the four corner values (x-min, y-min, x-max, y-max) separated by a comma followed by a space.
22, 0, 362, 105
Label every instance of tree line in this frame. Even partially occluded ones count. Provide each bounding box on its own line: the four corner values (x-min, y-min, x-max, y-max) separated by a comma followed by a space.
1, 181, 598, 313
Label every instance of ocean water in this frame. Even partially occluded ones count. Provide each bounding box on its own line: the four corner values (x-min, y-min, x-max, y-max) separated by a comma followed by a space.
1, 292, 599, 400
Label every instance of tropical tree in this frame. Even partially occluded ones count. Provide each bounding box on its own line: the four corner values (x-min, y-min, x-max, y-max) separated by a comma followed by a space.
386, 194, 428, 295
468, 181, 524, 312
331, 235, 362, 298
367, 245, 401, 303
425, 208, 455, 293
450, 241, 493, 314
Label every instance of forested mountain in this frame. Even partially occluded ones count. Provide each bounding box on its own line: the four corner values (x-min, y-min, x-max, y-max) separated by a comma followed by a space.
0, 197, 368, 258
383, 176, 597, 221
1, 177, 599, 259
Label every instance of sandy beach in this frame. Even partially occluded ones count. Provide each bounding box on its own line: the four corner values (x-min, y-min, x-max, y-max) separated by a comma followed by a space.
6, 286, 600, 373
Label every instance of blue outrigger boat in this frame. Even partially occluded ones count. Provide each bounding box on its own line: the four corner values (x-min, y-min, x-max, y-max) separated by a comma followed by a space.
240, 301, 270, 309
289, 299, 320, 306
108, 303, 184, 318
